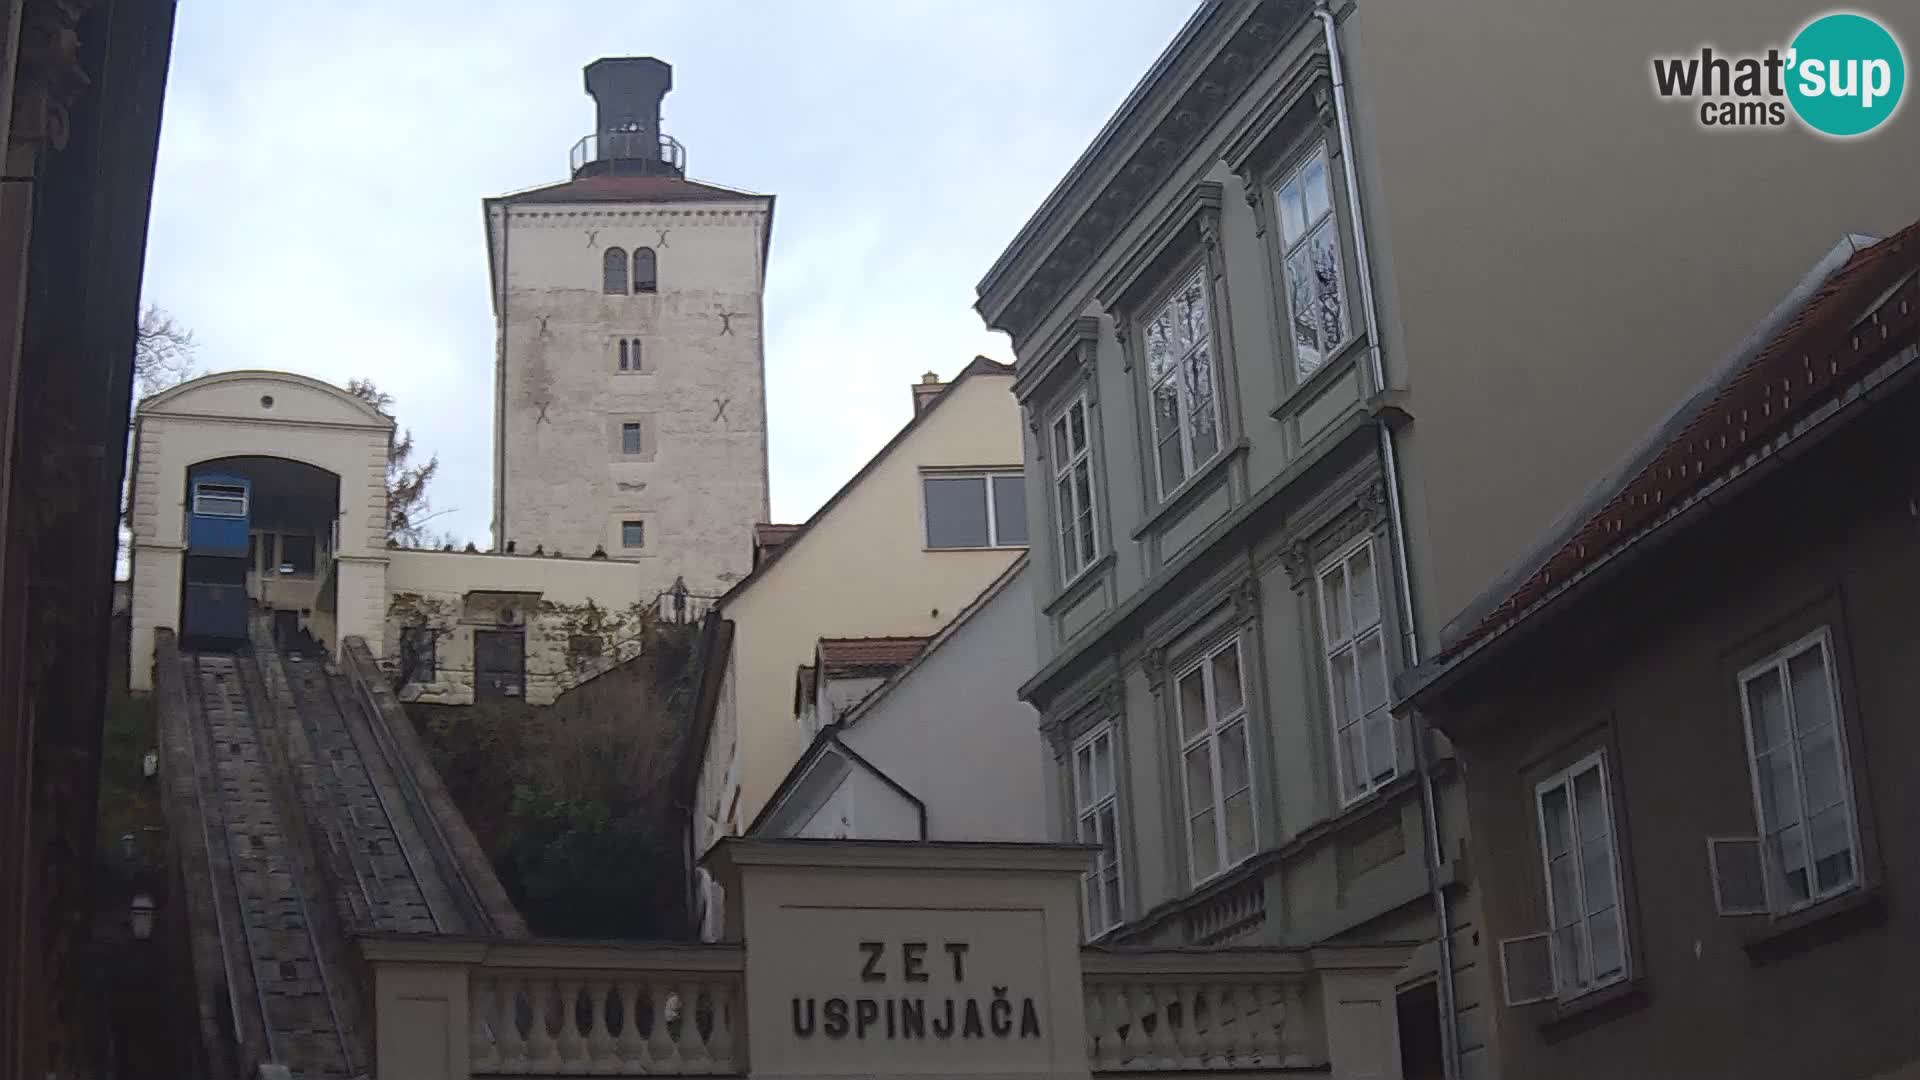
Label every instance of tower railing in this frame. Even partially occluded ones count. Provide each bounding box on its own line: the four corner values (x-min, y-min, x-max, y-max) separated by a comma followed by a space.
571, 131, 686, 176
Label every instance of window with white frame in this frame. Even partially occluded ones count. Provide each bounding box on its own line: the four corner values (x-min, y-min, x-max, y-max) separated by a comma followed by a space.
192, 481, 248, 517
1173, 637, 1255, 883
1317, 537, 1395, 803
1073, 724, 1123, 936
1736, 628, 1861, 913
923, 471, 1027, 549
1274, 144, 1349, 381
1050, 392, 1099, 581
1532, 752, 1629, 1001
1143, 267, 1223, 499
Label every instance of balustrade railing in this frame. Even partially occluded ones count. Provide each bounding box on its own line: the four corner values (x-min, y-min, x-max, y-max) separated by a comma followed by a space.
1080, 952, 1320, 1072
469, 970, 742, 1075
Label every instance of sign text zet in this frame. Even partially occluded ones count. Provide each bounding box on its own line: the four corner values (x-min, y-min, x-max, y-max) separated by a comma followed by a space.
790, 940, 1043, 1042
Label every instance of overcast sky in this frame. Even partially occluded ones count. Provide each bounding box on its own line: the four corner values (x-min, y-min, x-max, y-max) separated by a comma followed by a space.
142, 1, 1198, 545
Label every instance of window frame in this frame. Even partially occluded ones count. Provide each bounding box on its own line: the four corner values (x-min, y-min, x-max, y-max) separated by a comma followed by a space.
1071, 723, 1125, 938
921, 469, 1027, 550
621, 421, 643, 456
1734, 626, 1864, 917
192, 481, 248, 518
1315, 534, 1397, 806
1271, 141, 1353, 382
620, 519, 645, 549
1172, 634, 1257, 886
1531, 750, 1631, 1003
633, 247, 658, 293
603, 246, 629, 295
1139, 262, 1226, 502
277, 533, 318, 578
1049, 390, 1101, 585
617, 337, 643, 373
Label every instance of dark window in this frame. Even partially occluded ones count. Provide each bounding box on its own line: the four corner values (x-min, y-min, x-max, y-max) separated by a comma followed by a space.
621, 520, 645, 548
473, 629, 526, 701
603, 246, 628, 294
618, 337, 642, 372
1395, 983, 1444, 1080
633, 247, 657, 293
924, 472, 1026, 549
622, 422, 643, 455
278, 534, 317, 576
193, 481, 247, 517
399, 626, 436, 685
568, 634, 604, 676
256, 533, 273, 574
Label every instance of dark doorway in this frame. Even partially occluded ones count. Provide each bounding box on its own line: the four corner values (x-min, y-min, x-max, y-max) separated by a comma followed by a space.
473, 629, 527, 701
1396, 981, 1445, 1080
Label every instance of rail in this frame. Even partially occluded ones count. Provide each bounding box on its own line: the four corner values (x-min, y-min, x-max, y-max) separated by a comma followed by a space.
1079, 949, 1326, 1072
570, 130, 687, 175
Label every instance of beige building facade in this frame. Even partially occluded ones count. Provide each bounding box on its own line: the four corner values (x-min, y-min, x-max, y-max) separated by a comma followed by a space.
487, 57, 772, 600
689, 360, 1027, 938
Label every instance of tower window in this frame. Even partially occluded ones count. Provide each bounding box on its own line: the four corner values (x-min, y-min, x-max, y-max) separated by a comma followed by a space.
622, 520, 645, 548
603, 246, 628, 294
618, 337, 642, 372
622, 422, 643, 455
634, 247, 657, 293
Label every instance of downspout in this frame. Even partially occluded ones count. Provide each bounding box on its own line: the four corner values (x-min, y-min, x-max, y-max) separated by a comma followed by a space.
1313, 4, 1461, 1078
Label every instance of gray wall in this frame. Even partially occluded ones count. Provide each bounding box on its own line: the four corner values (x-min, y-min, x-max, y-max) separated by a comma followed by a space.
1340, 0, 1920, 635
1433, 380, 1920, 1080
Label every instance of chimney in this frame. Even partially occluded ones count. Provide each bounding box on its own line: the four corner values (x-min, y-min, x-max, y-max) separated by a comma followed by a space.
912, 371, 946, 416
575, 57, 682, 179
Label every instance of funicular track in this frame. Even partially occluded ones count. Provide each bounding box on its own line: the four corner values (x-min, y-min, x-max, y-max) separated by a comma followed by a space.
181, 649, 361, 1079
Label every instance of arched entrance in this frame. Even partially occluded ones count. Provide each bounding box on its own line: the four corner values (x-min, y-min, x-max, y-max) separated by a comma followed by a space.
179, 455, 342, 651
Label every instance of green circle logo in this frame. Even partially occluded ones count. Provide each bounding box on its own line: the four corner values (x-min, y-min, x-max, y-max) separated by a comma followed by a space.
1787, 12, 1906, 137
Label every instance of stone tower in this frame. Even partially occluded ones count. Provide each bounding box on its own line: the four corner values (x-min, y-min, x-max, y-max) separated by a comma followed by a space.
485, 57, 772, 600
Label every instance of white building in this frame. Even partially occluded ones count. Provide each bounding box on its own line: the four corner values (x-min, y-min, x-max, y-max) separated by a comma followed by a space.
486, 57, 772, 599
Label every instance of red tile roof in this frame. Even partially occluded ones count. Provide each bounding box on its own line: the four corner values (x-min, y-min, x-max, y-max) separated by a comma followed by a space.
496, 174, 766, 205
1438, 221, 1920, 663
816, 636, 931, 675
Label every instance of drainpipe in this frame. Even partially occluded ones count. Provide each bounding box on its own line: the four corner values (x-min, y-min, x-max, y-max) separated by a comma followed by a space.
493, 202, 511, 551
1312, 4, 1461, 1078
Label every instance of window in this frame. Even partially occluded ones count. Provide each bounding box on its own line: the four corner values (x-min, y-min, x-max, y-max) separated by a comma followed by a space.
1736, 628, 1861, 914
621, 520, 645, 549
618, 337, 643, 372
621, 422, 643, 455
922, 471, 1026, 549
1174, 637, 1255, 882
1073, 725, 1124, 935
1050, 393, 1100, 582
633, 247, 657, 293
1143, 268, 1222, 498
1274, 144, 1349, 380
277, 534, 317, 576
1318, 537, 1395, 804
398, 626, 436, 684
603, 247, 628, 294
193, 481, 247, 517
1533, 752, 1629, 1001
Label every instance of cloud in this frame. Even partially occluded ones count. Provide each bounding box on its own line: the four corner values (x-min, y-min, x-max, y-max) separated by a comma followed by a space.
143, 0, 1199, 541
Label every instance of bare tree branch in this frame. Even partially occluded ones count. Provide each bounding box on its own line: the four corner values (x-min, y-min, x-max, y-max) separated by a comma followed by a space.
134, 304, 198, 396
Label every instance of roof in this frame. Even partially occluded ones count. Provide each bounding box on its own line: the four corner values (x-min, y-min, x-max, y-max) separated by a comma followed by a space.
838, 556, 1030, 730
137, 369, 395, 429
714, 355, 1016, 605
817, 636, 930, 675
491, 173, 767, 205
792, 664, 816, 714
753, 523, 803, 568
1409, 221, 1920, 694
743, 729, 927, 841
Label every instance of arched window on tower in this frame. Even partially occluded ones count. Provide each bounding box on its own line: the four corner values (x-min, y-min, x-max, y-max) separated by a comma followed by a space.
603, 247, 628, 294
633, 247, 657, 293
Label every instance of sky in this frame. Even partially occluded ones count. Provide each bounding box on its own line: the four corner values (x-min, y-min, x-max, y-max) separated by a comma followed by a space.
141, 0, 1201, 546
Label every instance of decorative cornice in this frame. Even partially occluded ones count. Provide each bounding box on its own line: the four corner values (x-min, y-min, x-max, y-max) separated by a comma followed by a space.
12, 0, 95, 155
1279, 539, 1314, 589
1231, 576, 1261, 625
979, 0, 1310, 350
1098, 679, 1125, 718
1014, 315, 1105, 404
1140, 645, 1170, 689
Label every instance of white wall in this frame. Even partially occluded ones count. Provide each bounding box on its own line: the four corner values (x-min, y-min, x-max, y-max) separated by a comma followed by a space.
490, 194, 772, 602
835, 563, 1052, 843
127, 371, 391, 690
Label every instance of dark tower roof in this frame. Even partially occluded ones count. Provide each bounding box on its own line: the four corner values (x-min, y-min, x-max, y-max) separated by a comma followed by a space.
571, 56, 686, 179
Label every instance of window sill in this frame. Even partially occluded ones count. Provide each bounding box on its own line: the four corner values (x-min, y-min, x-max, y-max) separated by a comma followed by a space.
1043, 551, 1116, 617
923, 544, 1029, 554
1742, 883, 1886, 966
1536, 977, 1648, 1043
1270, 334, 1368, 422
1130, 439, 1248, 542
